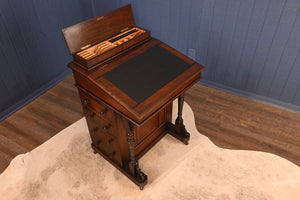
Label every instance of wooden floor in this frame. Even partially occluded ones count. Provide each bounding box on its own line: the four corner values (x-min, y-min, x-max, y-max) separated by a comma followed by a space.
0, 75, 299, 173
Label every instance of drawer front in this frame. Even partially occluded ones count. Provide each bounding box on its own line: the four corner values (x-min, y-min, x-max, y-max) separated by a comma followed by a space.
136, 114, 159, 144
134, 104, 172, 158
86, 109, 114, 136
78, 89, 114, 122
136, 107, 168, 145
84, 108, 122, 165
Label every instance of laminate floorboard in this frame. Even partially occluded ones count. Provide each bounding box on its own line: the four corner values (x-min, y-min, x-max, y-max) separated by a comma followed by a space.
184, 84, 300, 167
0, 75, 83, 173
0, 75, 299, 173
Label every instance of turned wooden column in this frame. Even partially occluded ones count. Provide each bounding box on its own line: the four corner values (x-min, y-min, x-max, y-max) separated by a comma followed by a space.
168, 93, 190, 145
175, 93, 185, 133
127, 122, 147, 189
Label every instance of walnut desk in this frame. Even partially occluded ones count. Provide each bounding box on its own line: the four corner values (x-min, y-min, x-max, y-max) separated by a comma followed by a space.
62, 5, 205, 189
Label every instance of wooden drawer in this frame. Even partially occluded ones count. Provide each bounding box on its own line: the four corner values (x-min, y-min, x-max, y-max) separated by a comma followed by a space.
86, 110, 114, 136
84, 108, 122, 165
78, 89, 114, 122
136, 114, 159, 144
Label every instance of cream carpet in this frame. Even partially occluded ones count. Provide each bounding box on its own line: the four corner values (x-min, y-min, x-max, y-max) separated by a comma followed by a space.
1, 101, 300, 200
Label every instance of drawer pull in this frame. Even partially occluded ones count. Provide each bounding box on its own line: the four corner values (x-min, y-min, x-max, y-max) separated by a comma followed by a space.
103, 124, 110, 130
93, 127, 99, 133
88, 113, 95, 118
99, 109, 106, 115
107, 138, 114, 144
109, 152, 116, 159
83, 99, 90, 105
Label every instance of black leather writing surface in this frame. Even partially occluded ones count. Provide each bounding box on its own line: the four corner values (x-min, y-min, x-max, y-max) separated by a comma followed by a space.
103, 45, 191, 104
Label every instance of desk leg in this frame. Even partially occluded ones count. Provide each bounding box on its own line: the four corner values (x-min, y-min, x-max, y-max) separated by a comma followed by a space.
168, 93, 190, 145
127, 123, 147, 190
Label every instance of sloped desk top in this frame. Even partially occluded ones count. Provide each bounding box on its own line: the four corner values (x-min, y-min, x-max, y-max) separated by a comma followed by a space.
69, 39, 205, 125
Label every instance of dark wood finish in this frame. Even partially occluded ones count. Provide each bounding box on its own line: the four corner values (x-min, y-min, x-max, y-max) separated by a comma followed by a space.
168, 93, 190, 145
74, 29, 151, 69
1, 76, 300, 179
126, 122, 147, 189
62, 4, 151, 70
62, 5, 135, 55
62, 5, 205, 189
69, 40, 204, 125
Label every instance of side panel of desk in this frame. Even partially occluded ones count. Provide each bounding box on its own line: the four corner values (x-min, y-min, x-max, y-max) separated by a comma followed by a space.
75, 78, 173, 165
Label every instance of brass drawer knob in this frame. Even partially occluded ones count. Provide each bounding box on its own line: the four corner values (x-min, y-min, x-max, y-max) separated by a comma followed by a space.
88, 113, 95, 118
83, 99, 90, 105
107, 138, 114, 144
103, 124, 110, 130
109, 152, 116, 159
99, 109, 106, 115
93, 127, 99, 133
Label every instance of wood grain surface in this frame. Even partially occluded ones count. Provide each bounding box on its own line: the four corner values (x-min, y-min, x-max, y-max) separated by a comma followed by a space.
184, 84, 300, 167
0, 75, 299, 173
0, 75, 83, 172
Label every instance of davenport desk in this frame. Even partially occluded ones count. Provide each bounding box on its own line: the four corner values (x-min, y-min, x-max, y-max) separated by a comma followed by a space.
62, 5, 205, 189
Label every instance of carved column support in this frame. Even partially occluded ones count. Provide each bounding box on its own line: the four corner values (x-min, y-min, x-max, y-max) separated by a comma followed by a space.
127, 122, 147, 189
175, 93, 185, 133
168, 92, 190, 145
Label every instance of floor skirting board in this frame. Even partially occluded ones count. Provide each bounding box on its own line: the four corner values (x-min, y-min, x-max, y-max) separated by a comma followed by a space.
2, 74, 299, 122
0, 69, 72, 122
199, 79, 300, 114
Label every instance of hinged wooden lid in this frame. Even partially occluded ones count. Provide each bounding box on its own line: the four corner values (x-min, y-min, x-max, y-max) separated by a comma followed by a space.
62, 4, 135, 54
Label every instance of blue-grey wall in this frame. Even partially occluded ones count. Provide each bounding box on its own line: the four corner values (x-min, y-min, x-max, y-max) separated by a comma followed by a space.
99, 0, 300, 112
1, 0, 300, 121
0, 0, 94, 120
